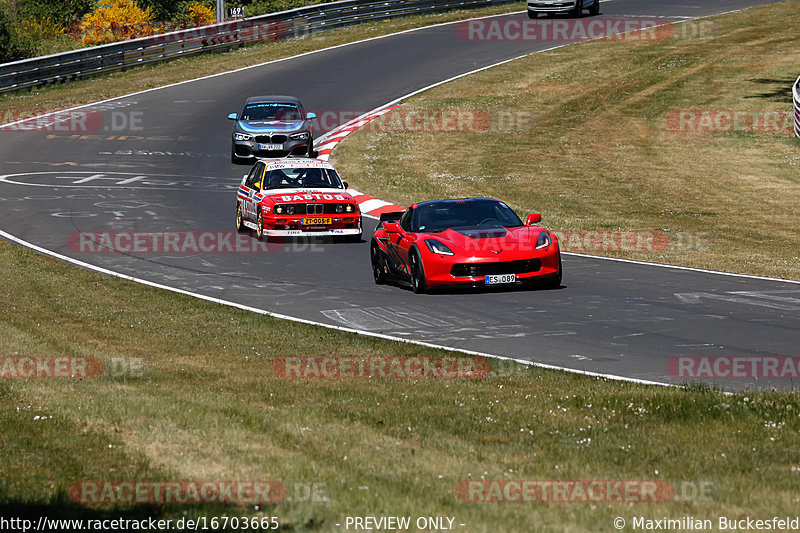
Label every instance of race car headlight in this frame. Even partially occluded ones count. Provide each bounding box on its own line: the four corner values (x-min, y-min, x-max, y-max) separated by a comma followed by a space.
346, 204, 354, 213
535, 231, 552, 249
276, 206, 283, 214
286, 205, 295, 215
290, 132, 310, 140
234, 133, 253, 141
425, 239, 454, 256
335, 204, 345, 213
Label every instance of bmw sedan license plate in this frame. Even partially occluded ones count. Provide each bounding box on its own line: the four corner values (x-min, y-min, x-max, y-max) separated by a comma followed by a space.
485, 274, 516, 285
302, 217, 332, 225
259, 143, 283, 151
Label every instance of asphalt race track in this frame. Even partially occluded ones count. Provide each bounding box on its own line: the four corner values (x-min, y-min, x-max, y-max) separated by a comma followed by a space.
1, 0, 796, 391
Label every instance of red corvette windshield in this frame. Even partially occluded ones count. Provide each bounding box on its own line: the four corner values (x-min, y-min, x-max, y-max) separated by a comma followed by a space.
413, 200, 523, 233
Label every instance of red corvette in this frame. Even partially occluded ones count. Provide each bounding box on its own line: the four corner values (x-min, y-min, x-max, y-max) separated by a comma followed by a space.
370, 198, 561, 293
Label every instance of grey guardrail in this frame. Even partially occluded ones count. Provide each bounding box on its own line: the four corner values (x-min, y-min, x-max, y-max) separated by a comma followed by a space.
0, 0, 520, 95
794, 75, 800, 138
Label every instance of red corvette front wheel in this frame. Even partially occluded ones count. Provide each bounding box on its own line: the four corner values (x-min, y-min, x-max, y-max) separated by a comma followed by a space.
543, 255, 563, 289
409, 249, 427, 294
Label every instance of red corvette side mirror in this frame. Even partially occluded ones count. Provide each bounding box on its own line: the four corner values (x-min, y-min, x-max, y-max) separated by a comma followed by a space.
526, 213, 542, 225
383, 222, 403, 233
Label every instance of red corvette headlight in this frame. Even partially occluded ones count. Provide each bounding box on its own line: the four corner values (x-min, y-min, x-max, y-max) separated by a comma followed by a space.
536, 231, 552, 249
425, 239, 454, 256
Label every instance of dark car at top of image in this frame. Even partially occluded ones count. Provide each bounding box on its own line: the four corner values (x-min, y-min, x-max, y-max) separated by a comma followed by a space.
528, 0, 599, 18
228, 96, 317, 164
370, 197, 562, 294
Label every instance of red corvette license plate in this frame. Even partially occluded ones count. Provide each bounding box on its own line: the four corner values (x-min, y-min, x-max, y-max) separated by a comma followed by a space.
485, 274, 516, 285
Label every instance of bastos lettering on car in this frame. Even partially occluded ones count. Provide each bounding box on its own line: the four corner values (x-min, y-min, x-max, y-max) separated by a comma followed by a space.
236, 157, 361, 241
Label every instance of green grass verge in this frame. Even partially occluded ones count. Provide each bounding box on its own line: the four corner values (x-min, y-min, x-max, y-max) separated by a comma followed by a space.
334, 0, 800, 280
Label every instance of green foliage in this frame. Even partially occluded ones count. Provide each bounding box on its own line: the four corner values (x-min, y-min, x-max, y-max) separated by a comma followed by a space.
136, 0, 184, 20
15, 0, 95, 27
0, 5, 31, 62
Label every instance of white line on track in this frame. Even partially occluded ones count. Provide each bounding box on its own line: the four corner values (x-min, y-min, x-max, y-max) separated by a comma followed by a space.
0, 226, 673, 388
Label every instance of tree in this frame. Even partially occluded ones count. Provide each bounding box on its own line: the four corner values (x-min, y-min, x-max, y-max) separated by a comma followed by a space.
0, 5, 30, 62
80, 0, 155, 45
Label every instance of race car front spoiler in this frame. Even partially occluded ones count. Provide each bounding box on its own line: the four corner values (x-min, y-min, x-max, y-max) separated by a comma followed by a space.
264, 228, 362, 237
242, 221, 361, 237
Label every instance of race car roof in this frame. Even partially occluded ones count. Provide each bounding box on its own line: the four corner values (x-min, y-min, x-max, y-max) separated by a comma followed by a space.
244, 95, 302, 106
258, 157, 336, 171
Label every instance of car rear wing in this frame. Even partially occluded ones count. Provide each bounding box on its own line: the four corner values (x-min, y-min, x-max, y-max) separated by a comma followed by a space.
379, 211, 404, 223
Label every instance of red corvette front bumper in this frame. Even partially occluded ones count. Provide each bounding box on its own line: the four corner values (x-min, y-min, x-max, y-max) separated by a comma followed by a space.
420, 242, 561, 287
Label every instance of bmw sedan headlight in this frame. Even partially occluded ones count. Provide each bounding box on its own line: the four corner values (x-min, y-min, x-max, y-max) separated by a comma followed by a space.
290, 132, 310, 140
234, 133, 253, 141
425, 239, 454, 256
535, 231, 552, 249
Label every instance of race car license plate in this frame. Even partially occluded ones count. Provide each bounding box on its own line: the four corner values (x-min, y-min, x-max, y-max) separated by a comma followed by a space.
302, 217, 332, 226
258, 143, 283, 151
485, 274, 516, 285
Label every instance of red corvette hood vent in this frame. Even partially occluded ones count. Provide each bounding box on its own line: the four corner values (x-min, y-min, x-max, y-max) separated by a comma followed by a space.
456, 228, 508, 239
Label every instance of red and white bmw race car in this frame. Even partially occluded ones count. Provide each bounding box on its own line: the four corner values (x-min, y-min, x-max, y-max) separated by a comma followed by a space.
235, 157, 362, 241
